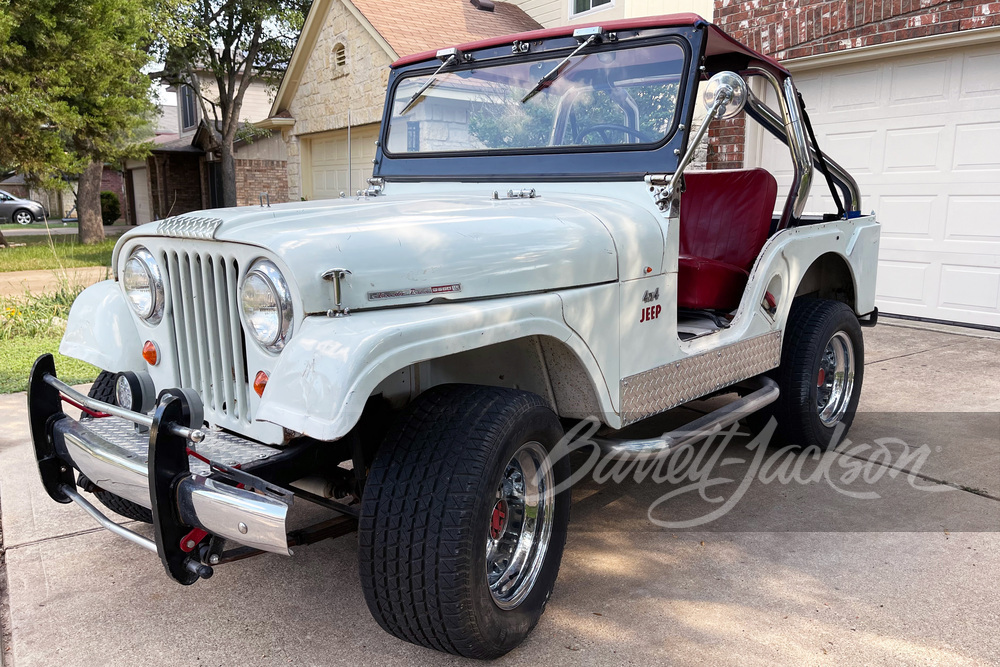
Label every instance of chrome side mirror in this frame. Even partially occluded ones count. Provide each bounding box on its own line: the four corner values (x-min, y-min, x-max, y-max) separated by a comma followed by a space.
650, 71, 750, 213
701, 71, 748, 120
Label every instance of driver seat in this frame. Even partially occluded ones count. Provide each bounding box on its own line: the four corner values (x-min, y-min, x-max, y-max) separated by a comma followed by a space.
677, 168, 778, 312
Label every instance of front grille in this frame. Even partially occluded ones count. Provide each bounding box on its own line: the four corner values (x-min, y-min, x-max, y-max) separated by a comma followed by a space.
161, 249, 251, 428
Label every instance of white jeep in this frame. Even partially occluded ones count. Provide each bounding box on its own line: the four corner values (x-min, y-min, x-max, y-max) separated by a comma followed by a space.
29, 13, 879, 659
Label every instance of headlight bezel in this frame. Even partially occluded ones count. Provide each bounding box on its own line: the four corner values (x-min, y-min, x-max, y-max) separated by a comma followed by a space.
122, 246, 164, 325
240, 258, 294, 353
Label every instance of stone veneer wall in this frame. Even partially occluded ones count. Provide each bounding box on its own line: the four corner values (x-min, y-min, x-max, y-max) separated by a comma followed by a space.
285, 0, 394, 200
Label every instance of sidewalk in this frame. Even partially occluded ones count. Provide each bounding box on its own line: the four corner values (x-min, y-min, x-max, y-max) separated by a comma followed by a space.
3, 225, 128, 238
0, 266, 111, 298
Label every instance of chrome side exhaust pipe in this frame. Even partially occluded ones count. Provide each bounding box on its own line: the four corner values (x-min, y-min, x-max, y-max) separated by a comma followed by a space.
595, 377, 779, 461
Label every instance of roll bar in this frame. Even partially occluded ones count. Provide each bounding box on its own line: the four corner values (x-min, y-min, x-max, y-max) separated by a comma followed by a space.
744, 67, 862, 226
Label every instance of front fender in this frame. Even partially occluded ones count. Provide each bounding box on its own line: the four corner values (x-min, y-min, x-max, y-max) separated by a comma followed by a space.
59, 280, 143, 372
257, 292, 615, 441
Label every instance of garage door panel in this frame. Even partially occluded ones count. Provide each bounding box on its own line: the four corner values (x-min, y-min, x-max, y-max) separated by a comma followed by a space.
878, 194, 937, 238
961, 51, 1000, 98
753, 40, 1000, 326
939, 265, 1000, 312
828, 67, 882, 111
876, 259, 932, 304
946, 196, 1000, 241
825, 130, 879, 173
953, 122, 1000, 169
889, 57, 952, 105
305, 125, 379, 200
882, 125, 946, 172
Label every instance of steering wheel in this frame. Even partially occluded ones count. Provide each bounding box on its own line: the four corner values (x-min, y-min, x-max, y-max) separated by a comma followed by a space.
574, 123, 652, 144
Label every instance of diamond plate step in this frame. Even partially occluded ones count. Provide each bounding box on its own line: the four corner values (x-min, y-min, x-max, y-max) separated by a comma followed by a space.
83, 416, 280, 475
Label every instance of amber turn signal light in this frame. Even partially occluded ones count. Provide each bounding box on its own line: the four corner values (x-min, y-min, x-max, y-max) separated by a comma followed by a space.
253, 370, 269, 397
142, 340, 158, 366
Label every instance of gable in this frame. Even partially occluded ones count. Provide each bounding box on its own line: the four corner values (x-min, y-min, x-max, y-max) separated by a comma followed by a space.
270, 0, 396, 122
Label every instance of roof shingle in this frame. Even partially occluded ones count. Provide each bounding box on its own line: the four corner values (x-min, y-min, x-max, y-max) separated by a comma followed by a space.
350, 0, 542, 57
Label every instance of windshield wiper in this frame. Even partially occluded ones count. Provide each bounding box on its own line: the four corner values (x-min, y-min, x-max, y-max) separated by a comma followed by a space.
399, 48, 463, 115
521, 27, 604, 104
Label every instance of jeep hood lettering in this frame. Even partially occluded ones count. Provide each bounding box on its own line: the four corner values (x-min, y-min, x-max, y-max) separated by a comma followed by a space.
123, 194, 619, 313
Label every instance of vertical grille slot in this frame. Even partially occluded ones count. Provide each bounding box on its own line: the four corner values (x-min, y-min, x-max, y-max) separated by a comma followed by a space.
162, 249, 251, 428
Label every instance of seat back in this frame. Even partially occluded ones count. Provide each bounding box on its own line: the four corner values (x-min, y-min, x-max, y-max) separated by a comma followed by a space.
679, 168, 778, 272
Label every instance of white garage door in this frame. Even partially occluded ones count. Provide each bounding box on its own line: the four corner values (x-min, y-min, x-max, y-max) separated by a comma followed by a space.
307, 124, 380, 200
131, 167, 151, 225
751, 40, 1000, 327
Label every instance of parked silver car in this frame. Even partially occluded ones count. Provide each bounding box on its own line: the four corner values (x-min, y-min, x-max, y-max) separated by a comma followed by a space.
0, 189, 48, 225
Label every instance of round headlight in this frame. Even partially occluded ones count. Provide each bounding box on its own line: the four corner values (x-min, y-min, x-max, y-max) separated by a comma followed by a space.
122, 247, 164, 324
240, 259, 293, 352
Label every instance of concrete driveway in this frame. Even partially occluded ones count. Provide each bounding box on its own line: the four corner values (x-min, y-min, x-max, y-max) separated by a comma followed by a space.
0, 319, 997, 666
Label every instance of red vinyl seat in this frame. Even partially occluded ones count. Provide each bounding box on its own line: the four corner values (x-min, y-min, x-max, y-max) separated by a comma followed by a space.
677, 168, 778, 312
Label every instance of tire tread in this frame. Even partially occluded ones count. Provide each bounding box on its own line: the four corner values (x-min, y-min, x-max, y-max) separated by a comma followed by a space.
359, 384, 562, 658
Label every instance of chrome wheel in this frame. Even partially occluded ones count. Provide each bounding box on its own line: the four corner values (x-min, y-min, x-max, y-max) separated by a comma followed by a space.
486, 440, 555, 610
13, 210, 33, 225
817, 330, 855, 426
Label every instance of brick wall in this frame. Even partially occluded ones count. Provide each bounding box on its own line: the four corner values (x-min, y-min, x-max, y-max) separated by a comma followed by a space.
150, 154, 204, 219
716, 0, 1000, 61
100, 167, 124, 198
707, 0, 1000, 168
235, 159, 289, 207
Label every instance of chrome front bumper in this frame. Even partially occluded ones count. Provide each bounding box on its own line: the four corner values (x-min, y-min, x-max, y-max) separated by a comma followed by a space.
54, 417, 293, 555
28, 354, 294, 584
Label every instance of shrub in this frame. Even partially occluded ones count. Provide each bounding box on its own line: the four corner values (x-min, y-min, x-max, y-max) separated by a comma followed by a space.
100, 191, 121, 226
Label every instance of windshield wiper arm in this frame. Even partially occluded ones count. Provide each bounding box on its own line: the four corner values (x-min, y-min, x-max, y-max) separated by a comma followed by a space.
399, 48, 463, 115
521, 29, 603, 104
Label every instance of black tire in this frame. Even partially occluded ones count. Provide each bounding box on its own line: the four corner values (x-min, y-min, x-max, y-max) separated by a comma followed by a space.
359, 384, 571, 659
12, 208, 33, 225
757, 298, 864, 449
84, 371, 153, 523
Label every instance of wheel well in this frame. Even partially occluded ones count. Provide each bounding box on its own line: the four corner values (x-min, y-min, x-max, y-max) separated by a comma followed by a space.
795, 252, 856, 311
368, 335, 604, 421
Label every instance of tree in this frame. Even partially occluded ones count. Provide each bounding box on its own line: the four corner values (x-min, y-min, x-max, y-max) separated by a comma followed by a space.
161, 0, 309, 208
0, 0, 160, 245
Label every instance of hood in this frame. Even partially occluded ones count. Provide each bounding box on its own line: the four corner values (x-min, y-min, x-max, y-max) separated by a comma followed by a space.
118, 194, 619, 313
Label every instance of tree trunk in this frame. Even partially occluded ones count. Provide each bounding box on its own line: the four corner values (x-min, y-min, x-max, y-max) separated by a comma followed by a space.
220, 138, 238, 208
77, 161, 106, 245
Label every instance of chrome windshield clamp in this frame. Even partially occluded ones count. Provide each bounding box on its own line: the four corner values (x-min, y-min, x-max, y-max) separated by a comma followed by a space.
493, 188, 537, 200
361, 177, 384, 197
322, 268, 352, 317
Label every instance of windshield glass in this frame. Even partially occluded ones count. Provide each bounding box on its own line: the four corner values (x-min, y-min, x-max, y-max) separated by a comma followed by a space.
385, 41, 685, 155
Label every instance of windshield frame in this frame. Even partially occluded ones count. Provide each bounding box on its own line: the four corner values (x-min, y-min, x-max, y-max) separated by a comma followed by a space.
374, 24, 706, 182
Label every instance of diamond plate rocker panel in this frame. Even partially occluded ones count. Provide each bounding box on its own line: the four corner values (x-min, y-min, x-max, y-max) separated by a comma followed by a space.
620, 330, 782, 425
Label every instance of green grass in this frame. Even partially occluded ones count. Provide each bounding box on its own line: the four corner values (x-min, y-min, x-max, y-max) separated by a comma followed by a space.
0, 234, 116, 272
0, 335, 98, 393
0, 284, 99, 393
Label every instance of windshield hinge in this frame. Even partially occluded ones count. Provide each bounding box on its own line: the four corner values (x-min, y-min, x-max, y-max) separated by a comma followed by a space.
358, 177, 384, 198
645, 174, 679, 214
492, 188, 536, 200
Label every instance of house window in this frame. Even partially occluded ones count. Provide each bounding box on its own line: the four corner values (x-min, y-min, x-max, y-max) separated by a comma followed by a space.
407, 121, 420, 152
572, 0, 611, 15
334, 43, 347, 68
180, 85, 198, 130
